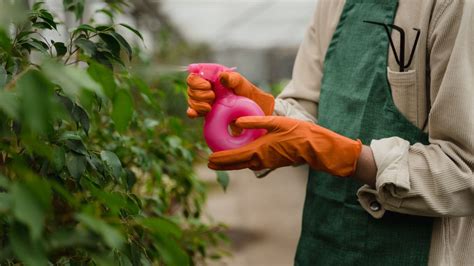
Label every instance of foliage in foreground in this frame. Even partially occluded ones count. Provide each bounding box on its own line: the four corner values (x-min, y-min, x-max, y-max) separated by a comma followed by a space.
0, 1, 227, 265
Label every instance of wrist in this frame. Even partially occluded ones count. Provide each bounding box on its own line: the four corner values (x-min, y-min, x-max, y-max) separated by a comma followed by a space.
353, 145, 377, 187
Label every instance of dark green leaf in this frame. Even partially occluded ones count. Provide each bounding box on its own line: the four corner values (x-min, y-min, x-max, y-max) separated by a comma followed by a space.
74, 24, 97, 33
87, 61, 116, 98
74, 38, 96, 56
125, 169, 136, 191
15, 31, 34, 42
32, 21, 53, 30
75, 213, 124, 249
95, 25, 114, 32
100, 150, 122, 178
111, 90, 133, 132
110, 31, 132, 60
53, 41, 67, 57
86, 154, 104, 173
51, 146, 66, 171
0, 65, 7, 88
10, 223, 48, 266
66, 152, 87, 179
216, 171, 230, 192
39, 10, 57, 30
119, 23, 144, 41
11, 179, 52, 240
99, 32, 121, 57
71, 104, 90, 134
27, 38, 49, 54
0, 29, 12, 51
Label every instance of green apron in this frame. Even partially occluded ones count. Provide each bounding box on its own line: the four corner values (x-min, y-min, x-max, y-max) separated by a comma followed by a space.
295, 0, 434, 265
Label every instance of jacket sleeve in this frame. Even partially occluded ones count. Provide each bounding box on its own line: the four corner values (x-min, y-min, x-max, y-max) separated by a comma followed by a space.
274, 0, 344, 123
358, 0, 474, 218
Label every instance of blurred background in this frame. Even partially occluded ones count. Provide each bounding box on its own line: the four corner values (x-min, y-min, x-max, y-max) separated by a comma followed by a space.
14, 0, 318, 265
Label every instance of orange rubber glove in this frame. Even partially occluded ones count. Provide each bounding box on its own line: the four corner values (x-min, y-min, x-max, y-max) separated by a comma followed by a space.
208, 116, 363, 177
186, 72, 275, 118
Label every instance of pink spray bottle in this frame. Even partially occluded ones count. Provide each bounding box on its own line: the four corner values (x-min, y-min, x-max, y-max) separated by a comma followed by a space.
188, 63, 266, 152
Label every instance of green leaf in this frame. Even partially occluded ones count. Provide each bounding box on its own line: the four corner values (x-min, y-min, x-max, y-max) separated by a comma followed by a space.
216, 171, 230, 192
39, 10, 57, 30
0, 193, 12, 212
0, 29, 12, 51
99, 32, 121, 57
16, 69, 54, 134
139, 217, 182, 238
16, 31, 34, 42
64, 0, 85, 20
0, 174, 10, 189
96, 9, 114, 21
74, 24, 97, 33
42, 60, 104, 99
10, 223, 48, 266
66, 152, 87, 179
110, 31, 132, 60
74, 38, 96, 56
51, 146, 66, 171
71, 104, 90, 134
53, 41, 67, 57
48, 228, 95, 249
100, 150, 122, 178
32, 1, 45, 11
11, 179, 52, 240
111, 90, 133, 132
75, 213, 124, 249
27, 38, 49, 54
32, 21, 54, 30
154, 235, 190, 266
0, 91, 19, 119
119, 23, 144, 41
0, 64, 7, 88
87, 62, 116, 98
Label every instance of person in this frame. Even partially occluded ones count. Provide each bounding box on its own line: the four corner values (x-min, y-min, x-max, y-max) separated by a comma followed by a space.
186, 0, 474, 265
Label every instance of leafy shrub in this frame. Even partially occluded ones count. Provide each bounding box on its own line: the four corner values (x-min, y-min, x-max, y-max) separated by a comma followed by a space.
0, 1, 227, 265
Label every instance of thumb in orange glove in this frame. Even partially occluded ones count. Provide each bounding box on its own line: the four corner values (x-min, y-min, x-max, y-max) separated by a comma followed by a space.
208, 116, 363, 177
186, 72, 275, 118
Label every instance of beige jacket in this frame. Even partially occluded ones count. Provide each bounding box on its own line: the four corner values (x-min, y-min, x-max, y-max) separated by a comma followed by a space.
274, 0, 474, 265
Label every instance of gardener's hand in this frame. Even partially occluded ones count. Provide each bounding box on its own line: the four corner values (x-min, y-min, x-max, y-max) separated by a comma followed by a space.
208, 116, 363, 177
186, 72, 275, 118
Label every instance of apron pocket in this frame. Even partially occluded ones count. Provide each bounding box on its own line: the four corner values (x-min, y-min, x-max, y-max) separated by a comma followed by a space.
387, 68, 419, 127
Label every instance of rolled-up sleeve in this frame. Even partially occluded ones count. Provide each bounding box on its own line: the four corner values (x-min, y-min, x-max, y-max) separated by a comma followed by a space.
358, 0, 474, 218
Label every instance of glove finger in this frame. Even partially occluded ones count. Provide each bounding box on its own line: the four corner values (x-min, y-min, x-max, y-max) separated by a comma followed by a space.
186, 74, 212, 90
235, 116, 279, 131
209, 146, 257, 166
188, 98, 212, 114
219, 72, 253, 97
208, 160, 257, 171
187, 87, 215, 102
186, 107, 199, 118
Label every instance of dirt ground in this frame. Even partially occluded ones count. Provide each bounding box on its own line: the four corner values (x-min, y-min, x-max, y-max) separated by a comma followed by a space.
196, 165, 309, 266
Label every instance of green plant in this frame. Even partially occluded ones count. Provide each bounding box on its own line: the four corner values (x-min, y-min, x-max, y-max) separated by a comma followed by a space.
0, 1, 228, 265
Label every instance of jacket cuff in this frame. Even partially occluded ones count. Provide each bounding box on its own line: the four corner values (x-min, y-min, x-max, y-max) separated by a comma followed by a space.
357, 137, 412, 218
